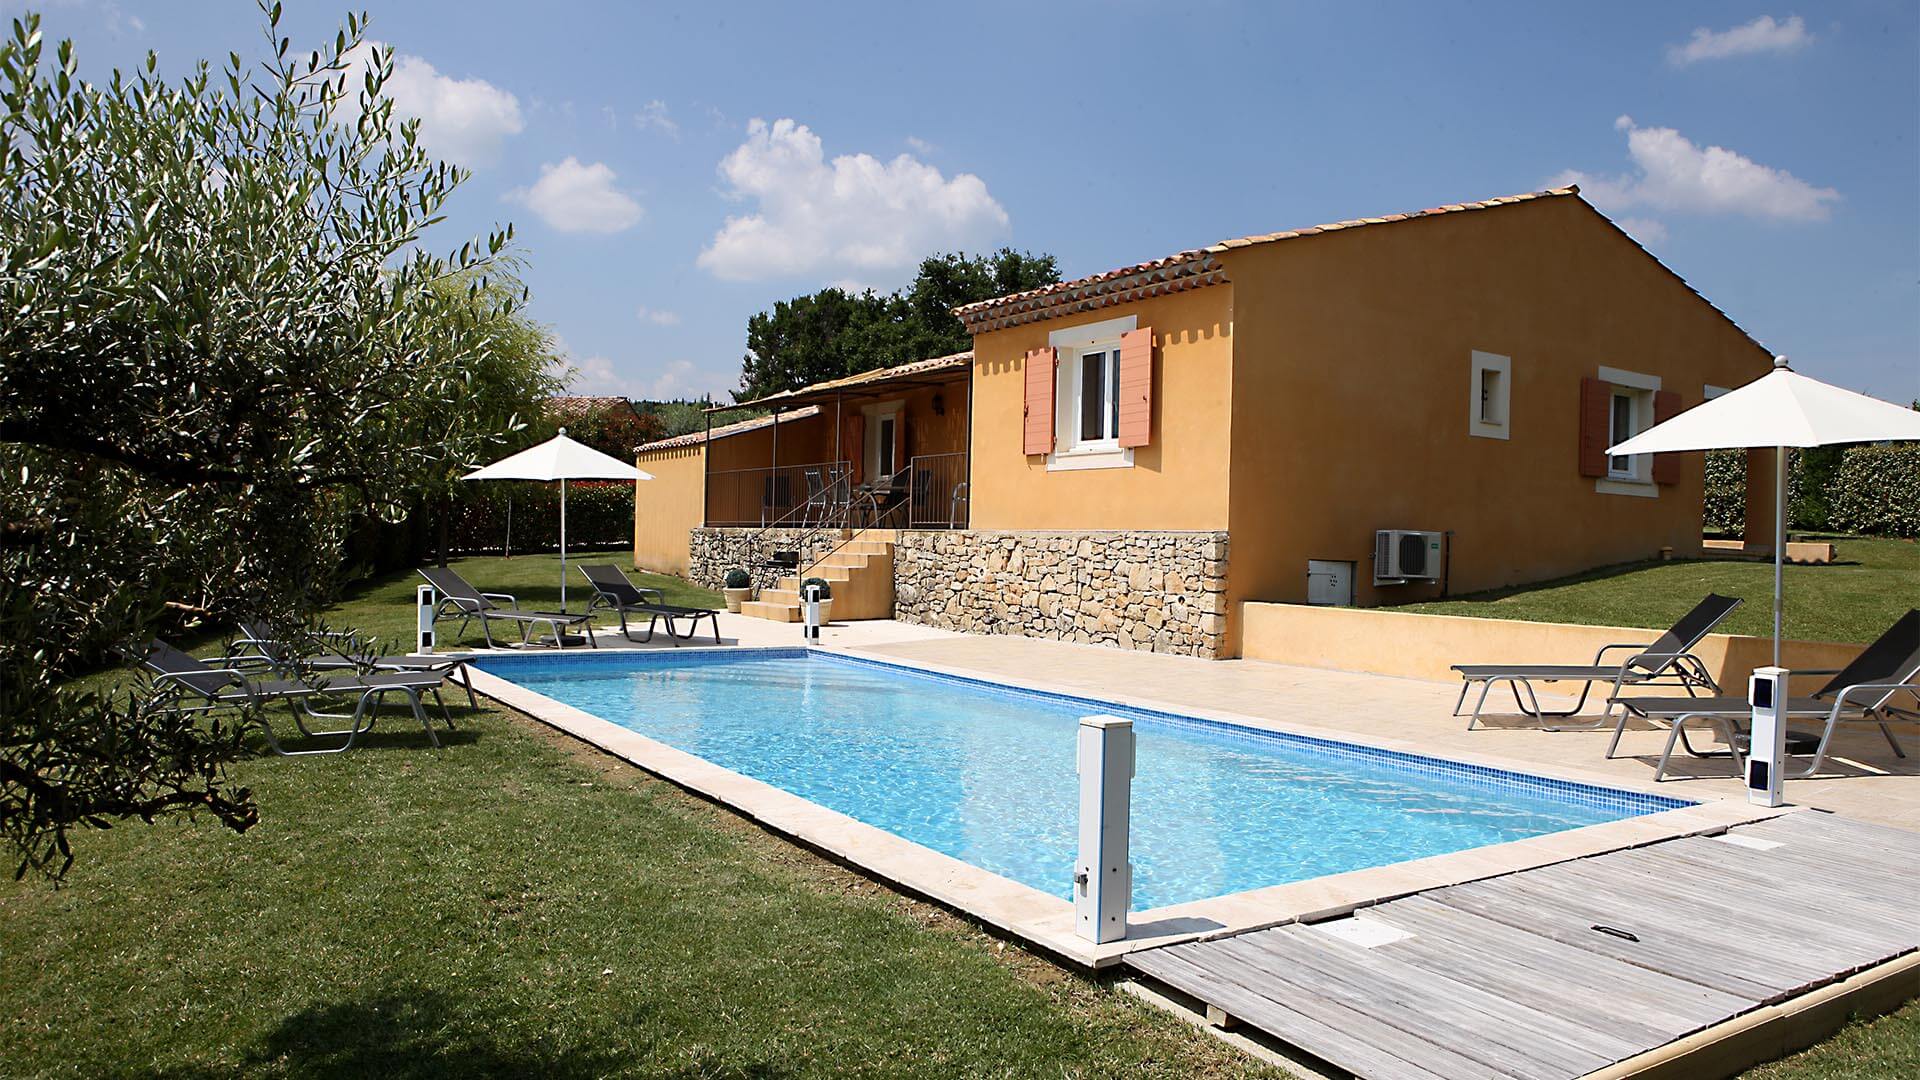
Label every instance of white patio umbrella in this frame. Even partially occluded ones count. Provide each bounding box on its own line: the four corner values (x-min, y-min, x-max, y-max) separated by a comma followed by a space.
1609, 356, 1920, 665
463, 428, 652, 610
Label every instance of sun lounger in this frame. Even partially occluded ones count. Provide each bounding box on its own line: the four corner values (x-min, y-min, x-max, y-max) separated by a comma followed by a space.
228, 622, 478, 709
143, 640, 451, 755
579, 564, 722, 646
1609, 609, 1920, 781
417, 566, 596, 649
1450, 593, 1741, 729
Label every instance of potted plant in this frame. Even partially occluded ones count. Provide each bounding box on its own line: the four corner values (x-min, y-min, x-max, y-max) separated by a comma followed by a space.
801, 577, 833, 623
722, 568, 753, 613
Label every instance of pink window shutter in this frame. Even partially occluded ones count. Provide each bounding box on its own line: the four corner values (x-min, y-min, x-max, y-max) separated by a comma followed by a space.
1117, 327, 1153, 448
1022, 347, 1057, 455
1577, 376, 1609, 479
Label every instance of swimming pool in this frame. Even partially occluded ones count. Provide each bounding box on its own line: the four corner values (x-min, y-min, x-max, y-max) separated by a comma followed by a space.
478, 648, 1688, 910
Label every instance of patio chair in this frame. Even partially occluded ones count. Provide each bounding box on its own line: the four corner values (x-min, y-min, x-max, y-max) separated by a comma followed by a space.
1609, 609, 1920, 781
579, 564, 722, 646
417, 566, 596, 649
143, 640, 452, 755
1451, 593, 1741, 729
228, 622, 478, 709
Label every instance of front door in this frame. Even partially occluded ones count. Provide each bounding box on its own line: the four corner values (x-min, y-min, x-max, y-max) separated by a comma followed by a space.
863, 401, 903, 482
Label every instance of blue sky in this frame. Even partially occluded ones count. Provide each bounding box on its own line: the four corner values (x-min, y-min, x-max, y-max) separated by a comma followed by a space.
31, 1, 1919, 403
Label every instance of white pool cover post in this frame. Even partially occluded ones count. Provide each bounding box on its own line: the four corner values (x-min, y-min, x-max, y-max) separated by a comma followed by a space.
1075, 714, 1135, 944
416, 585, 436, 653
802, 582, 824, 644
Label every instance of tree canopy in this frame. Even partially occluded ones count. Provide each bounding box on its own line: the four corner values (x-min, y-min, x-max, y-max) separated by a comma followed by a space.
0, 7, 554, 876
735, 249, 1058, 401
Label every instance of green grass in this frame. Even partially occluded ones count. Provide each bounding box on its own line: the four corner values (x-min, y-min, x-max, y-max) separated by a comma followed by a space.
1398, 536, 1920, 644
0, 554, 1273, 1079
1742, 1002, 1920, 1079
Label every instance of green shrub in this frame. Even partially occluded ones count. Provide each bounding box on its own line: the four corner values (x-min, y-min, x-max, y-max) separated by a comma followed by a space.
1704, 449, 1748, 537
801, 576, 832, 600
723, 568, 751, 589
440, 481, 632, 553
1828, 445, 1920, 537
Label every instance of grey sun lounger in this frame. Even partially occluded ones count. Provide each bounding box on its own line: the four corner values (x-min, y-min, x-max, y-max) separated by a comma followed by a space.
1451, 593, 1741, 729
144, 640, 452, 755
579, 564, 722, 646
228, 622, 479, 710
417, 566, 596, 649
1609, 608, 1920, 781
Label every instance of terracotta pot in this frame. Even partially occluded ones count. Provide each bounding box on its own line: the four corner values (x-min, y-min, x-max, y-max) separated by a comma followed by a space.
724, 587, 751, 613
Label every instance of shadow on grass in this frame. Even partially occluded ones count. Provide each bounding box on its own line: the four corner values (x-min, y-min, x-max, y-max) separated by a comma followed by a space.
133, 988, 787, 1080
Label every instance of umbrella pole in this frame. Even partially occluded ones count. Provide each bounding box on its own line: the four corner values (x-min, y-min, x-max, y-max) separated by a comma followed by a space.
1773, 445, 1785, 667
560, 477, 568, 613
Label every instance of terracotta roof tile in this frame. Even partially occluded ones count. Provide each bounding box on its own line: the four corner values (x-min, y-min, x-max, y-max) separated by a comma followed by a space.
720, 350, 973, 411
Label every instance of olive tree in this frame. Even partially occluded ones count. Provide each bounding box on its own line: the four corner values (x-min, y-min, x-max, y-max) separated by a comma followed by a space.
0, 6, 556, 876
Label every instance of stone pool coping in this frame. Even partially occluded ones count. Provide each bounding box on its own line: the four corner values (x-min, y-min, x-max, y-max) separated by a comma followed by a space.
463, 645, 1792, 969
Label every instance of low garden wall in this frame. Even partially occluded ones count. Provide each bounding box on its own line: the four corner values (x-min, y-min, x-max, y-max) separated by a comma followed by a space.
1240, 603, 1863, 691
687, 527, 838, 591
893, 530, 1230, 658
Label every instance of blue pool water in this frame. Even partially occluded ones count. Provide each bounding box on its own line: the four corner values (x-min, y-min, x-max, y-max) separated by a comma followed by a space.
480, 649, 1687, 909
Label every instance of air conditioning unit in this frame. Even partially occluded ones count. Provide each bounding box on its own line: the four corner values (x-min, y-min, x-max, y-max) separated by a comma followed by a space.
1374, 530, 1444, 584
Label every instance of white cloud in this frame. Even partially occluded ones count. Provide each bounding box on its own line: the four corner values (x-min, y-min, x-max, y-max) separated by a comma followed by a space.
635, 306, 681, 326
697, 118, 1009, 283
508, 157, 645, 234
636, 100, 679, 138
344, 41, 524, 165
1615, 217, 1669, 245
905, 135, 936, 155
1669, 15, 1811, 66
1551, 116, 1839, 223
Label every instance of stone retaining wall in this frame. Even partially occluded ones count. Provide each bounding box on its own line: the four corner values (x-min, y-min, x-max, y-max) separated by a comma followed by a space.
893, 530, 1230, 658
688, 527, 836, 591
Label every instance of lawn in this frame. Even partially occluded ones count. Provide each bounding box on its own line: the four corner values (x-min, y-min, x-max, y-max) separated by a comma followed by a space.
1398, 535, 1919, 644
0, 553, 1273, 1080
4, 552, 1913, 1078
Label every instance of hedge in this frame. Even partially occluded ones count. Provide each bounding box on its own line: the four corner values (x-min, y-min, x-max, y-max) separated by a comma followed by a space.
1706, 445, 1919, 538
442, 480, 632, 553
1827, 445, 1920, 538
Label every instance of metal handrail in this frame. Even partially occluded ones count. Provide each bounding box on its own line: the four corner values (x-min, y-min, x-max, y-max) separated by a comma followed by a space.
735, 462, 914, 587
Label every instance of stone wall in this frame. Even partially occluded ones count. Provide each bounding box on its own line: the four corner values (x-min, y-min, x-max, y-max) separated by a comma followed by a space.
893, 530, 1230, 658
688, 527, 838, 591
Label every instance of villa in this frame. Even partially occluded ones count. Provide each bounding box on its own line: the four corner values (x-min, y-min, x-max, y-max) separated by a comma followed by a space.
638, 186, 1775, 658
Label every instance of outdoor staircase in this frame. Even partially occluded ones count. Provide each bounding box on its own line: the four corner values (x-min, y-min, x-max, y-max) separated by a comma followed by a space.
739, 529, 897, 622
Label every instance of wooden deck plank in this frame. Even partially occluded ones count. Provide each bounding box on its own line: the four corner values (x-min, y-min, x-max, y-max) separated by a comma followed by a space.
1426, 881, 1795, 1000
1542, 856, 1908, 967
1123, 812, 1920, 1079
1630, 841, 1918, 945
1364, 897, 1745, 1036
1222, 932, 1629, 1076
1131, 944, 1501, 1080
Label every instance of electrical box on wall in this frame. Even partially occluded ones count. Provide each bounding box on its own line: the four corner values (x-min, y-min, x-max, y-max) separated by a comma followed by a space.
1307, 560, 1355, 606
1374, 530, 1445, 585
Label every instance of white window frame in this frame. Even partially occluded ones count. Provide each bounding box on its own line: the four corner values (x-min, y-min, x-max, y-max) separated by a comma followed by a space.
1468, 350, 1511, 440
1595, 365, 1659, 498
1046, 315, 1136, 472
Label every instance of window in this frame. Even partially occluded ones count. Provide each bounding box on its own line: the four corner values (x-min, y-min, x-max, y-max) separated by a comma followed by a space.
1046, 315, 1137, 471
1608, 391, 1637, 476
1077, 347, 1121, 443
1468, 351, 1511, 439
1593, 364, 1661, 497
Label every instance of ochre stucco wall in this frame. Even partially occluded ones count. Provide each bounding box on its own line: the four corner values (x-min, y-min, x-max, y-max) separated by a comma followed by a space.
1220, 195, 1774, 654
968, 285, 1234, 531
633, 445, 705, 575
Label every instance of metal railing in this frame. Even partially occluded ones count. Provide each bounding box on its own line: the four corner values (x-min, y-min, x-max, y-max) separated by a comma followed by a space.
907, 452, 969, 529
705, 460, 848, 528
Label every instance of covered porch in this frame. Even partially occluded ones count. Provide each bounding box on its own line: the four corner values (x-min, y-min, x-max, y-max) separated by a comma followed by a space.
701, 351, 972, 531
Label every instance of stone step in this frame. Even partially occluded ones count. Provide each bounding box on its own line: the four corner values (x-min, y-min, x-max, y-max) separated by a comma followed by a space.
739, 599, 800, 622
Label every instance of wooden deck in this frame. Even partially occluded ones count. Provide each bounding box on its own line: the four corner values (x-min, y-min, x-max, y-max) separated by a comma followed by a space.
1126, 811, 1920, 1080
